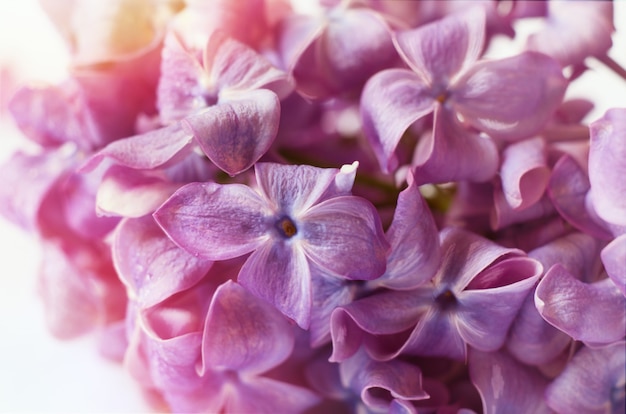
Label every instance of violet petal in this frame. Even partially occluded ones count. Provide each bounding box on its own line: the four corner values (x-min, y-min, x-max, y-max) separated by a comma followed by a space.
113, 216, 213, 308
452, 51, 567, 141
360, 68, 435, 173
237, 241, 312, 329
535, 264, 626, 344
301, 195, 389, 280
183, 89, 280, 176
393, 7, 485, 86
602, 235, 626, 296
202, 280, 294, 375
153, 182, 270, 260
588, 108, 626, 226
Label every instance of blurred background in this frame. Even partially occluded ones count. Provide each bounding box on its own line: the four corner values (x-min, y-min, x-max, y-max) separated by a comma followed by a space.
0, 0, 625, 412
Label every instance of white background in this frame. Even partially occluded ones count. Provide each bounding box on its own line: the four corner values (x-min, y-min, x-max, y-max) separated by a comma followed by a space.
0, 1, 625, 412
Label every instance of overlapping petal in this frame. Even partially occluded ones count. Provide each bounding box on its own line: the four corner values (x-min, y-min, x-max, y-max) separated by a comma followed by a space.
202, 280, 294, 375
412, 106, 499, 185
393, 7, 485, 86
254, 162, 340, 213
602, 235, 626, 296
301, 195, 388, 280
373, 172, 440, 290
153, 182, 271, 260
183, 89, 280, 176
340, 350, 428, 411
588, 108, 626, 226
237, 241, 311, 328
113, 216, 213, 308
469, 349, 552, 414
499, 137, 549, 210
205, 31, 292, 98
451, 51, 567, 141
535, 264, 626, 345
360, 68, 434, 172
96, 166, 180, 217
80, 122, 194, 173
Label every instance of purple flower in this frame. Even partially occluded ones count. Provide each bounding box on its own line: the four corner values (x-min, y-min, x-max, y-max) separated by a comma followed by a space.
360, 7, 567, 176
154, 162, 389, 328
82, 30, 293, 177
330, 227, 542, 362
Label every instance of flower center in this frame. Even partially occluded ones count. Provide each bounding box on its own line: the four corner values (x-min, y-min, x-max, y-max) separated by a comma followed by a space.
276, 216, 298, 238
435, 289, 457, 310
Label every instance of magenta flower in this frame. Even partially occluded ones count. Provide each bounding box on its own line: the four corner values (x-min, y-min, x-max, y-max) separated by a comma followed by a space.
361, 7, 567, 176
154, 162, 389, 328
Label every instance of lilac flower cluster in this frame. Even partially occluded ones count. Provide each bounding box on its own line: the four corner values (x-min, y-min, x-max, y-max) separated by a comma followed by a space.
2, 1, 625, 412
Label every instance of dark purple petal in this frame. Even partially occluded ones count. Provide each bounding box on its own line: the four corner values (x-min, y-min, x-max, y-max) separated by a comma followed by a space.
451, 51, 567, 141
153, 182, 270, 260
202, 280, 294, 375
469, 349, 552, 414
535, 264, 626, 344
393, 7, 485, 86
340, 350, 428, 411
499, 137, 549, 210
80, 122, 194, 172
183, 89, 280, 176
373, 171, 440, 289
224, 376, 320, 414
412, 107, 499, 185
588, 108, 626, 226
301, 195, 389, 280
360, 68, 435, 172
113, 216, 213, 308
545, 342, 626, 414
96, 165, 180, 217
254, 162, 340, 214
237, 241, 312, 329
602, 235, 626, 296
